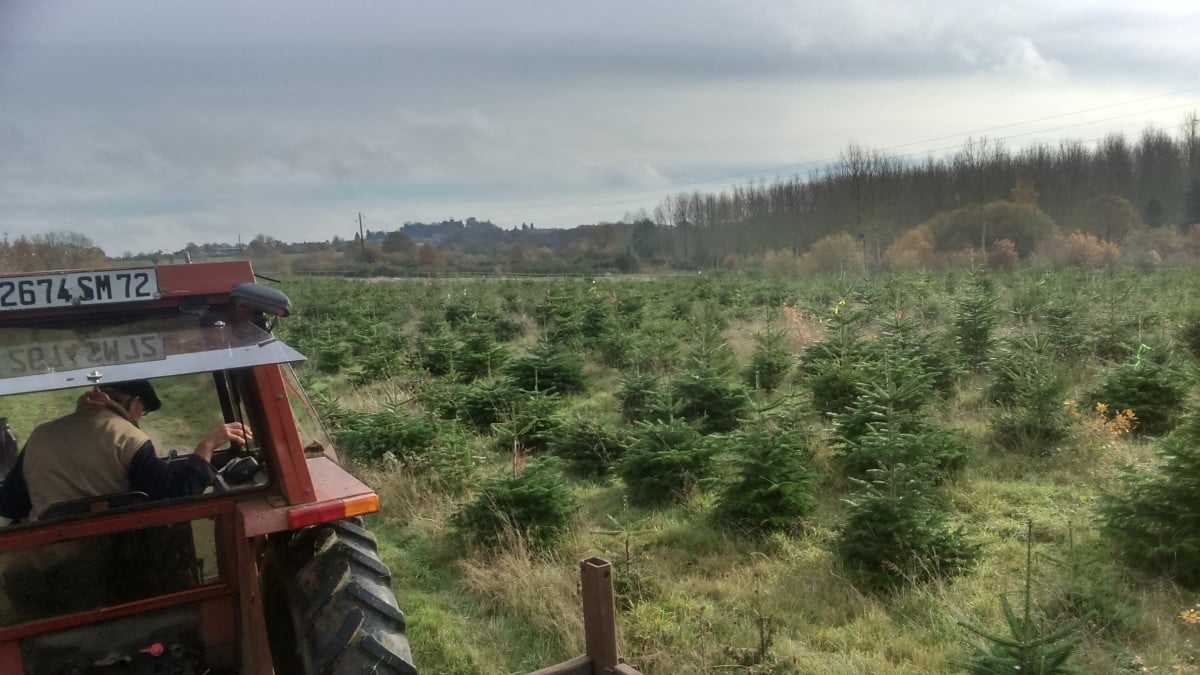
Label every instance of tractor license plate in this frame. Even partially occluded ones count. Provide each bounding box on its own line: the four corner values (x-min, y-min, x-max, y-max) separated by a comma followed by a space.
0, 269, 159, 312
0, 333, 166, 378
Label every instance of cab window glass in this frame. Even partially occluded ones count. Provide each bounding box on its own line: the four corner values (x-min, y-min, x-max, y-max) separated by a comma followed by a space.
0, 315, 305, 397
0, 371, 269, 529
0, 374, 227, 461
0, 517, 223, 626
143, 373, 228, 458
282, 364, 334, 458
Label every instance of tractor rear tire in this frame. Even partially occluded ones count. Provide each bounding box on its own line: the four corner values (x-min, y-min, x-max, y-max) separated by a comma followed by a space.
266, 517, 416, 674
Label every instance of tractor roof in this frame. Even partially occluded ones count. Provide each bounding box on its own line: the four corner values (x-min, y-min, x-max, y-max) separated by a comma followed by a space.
0, 261, 256, 325
0, 261, 304, 396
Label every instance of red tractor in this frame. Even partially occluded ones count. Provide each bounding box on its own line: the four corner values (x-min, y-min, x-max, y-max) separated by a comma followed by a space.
0, 261, 415, 674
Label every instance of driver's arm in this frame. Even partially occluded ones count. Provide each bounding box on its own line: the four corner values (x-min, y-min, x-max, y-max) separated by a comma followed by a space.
126, 422, 252, 500
127, 440, 215, 500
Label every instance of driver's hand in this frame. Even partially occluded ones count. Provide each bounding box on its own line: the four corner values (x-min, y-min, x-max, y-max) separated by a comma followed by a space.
194, 422, 253, 461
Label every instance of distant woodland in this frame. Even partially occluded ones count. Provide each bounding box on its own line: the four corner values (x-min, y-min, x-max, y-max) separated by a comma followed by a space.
4, 116, 1200, 276
635, 117, 1200, 273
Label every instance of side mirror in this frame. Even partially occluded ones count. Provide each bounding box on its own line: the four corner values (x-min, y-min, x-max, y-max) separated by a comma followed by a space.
231, 283, 292, 318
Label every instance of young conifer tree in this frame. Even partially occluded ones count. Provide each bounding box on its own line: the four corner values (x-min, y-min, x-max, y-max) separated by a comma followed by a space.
960, 522, 1085, 674
1088, 350, 1187, 436
450, 459, 579, 550
744, 326, 792, 391
954, 269, 999, 370
672, 313, 749, 433
714, 423, 818, 534
800, 307, 872, 417
1102, 412, 1200, 587
503, 337, 587, 394
549, 416, 631, 479
619, 418, 713, 505
836, 463, 976, 591
615, 371, 666, 423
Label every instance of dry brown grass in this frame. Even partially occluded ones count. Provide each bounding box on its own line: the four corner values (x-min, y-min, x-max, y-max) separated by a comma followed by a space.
337, 377, 416, 411
456, 535, 585, 657
724, 317, 765, 365
356, 464, 460, 532
782, 304, 826, 353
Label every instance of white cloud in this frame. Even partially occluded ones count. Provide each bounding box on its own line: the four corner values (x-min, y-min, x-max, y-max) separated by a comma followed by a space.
953, 36, 1066, 81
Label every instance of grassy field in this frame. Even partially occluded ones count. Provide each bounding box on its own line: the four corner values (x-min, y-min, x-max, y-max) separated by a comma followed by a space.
276, 267, 1200, 674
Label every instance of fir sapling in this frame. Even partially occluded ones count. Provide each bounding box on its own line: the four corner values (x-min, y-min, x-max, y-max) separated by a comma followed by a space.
836, 463, 977, 591
619, 418, 714, 505
453, 318, 510, 382
616, 371, 666, 423
503, 337, 588, 395
549, 416, 632, 479
714, 424, 818, 534
960, 522, 1086, 675
1087, 348, 1187, 436
450, 459, 580, 550
491, 389, 563, 455
743, 326, 793, 391
1101, 413, 1200, 588
954, 269, 999, 370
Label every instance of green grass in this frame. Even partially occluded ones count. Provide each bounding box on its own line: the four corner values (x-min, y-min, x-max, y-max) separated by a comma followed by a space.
2, 388, 78, 440
288, 268, 1200, 673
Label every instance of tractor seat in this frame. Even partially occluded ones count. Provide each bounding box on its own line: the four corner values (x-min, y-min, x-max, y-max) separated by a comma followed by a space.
40, 491, 150, 520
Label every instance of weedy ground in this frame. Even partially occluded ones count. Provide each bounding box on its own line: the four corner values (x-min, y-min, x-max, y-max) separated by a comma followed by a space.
281, 267, 1200, 674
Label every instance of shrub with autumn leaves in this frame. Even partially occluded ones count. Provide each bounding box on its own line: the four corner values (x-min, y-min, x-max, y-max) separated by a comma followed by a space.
1036, 231, 1120, 268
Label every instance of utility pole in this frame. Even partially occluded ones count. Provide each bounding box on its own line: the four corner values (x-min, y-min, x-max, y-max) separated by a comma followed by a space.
359, 213, 366, 255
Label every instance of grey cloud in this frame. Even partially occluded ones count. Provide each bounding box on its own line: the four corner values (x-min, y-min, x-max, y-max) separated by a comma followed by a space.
1, 0, 1197, 253
8, 1, 1193, 84
7, 1, 1196, 94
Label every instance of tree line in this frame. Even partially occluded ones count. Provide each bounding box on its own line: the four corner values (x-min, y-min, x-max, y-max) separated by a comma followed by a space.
632, 114, 1200, 269
0, 232, 108, 274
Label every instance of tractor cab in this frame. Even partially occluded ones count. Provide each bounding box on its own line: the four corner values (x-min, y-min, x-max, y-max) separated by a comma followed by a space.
0, 262, 414, 674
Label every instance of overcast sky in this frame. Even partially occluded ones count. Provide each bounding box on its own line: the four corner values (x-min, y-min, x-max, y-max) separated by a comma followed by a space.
0, 1, 1197, 255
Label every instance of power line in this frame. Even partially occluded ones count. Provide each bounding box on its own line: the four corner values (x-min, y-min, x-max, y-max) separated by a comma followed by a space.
698, 99, 1200, 190
720, 104, 1197, 189
673, 118, 1197, 203
896, 100, 1200, 160
876, 86, 1200, 153
656, 87, 1200, 191
492, 88, 1200, 218
594, 99, 1200, 208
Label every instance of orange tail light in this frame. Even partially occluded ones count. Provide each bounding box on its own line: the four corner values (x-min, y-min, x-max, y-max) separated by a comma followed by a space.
287, 493, 380, 529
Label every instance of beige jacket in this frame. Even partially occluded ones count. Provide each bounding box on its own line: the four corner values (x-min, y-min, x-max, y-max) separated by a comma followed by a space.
23, 400, 151, 520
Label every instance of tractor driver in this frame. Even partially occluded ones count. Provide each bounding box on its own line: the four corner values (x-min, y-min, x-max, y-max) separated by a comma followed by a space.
0, 379, 252, 522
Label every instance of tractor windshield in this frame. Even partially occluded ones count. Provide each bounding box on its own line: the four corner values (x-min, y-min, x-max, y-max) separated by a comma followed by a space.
0, 314, 304, 527
2, 372, 232, 463
0, 314, 305, 396
0, 366, 269, 525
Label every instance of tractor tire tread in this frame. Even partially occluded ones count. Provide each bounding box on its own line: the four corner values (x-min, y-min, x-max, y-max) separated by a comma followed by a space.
279, 519, 415, 674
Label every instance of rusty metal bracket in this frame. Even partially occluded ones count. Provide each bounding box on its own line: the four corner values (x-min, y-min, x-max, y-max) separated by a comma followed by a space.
527, 557, 643, 675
